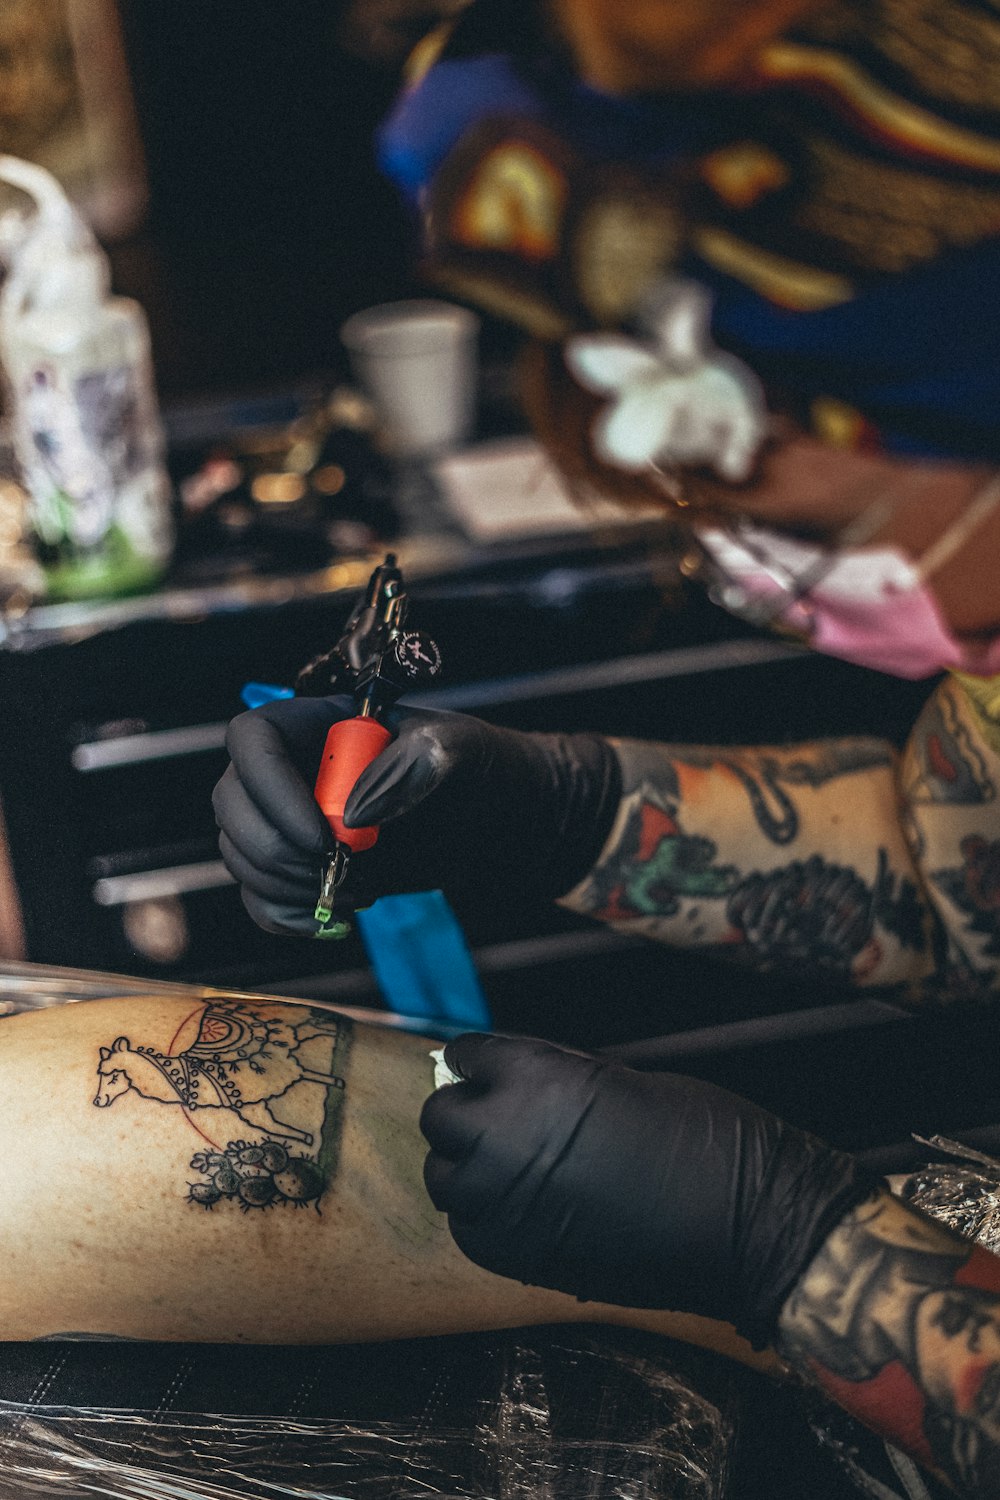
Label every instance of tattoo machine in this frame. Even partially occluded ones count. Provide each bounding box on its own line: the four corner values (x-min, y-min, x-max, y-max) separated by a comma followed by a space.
296, 553, 441, 937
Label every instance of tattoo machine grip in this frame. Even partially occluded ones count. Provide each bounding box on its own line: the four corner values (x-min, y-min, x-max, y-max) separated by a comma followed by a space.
314, 716, 392, 851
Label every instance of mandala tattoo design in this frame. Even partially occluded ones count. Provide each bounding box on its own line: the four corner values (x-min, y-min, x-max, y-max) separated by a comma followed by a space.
92, 1004, 352, 1211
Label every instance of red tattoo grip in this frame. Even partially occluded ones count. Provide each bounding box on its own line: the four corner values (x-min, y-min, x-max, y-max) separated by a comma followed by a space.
313, 716, 392, 852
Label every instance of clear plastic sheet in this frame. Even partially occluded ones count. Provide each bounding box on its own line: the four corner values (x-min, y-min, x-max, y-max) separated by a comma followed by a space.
0, 959, 423, 1033
0, 1334, 736, 1500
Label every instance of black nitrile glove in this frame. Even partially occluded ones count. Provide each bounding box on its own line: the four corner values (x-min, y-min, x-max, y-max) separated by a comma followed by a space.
213, 697, 621, 935
421, 1033, 877, 1348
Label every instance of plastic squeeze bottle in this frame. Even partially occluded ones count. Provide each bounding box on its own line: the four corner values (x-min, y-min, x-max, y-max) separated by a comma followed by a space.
0, 155, 173, 600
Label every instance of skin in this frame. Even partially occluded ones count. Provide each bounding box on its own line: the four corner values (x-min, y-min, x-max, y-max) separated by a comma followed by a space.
560, 673, 1000, 1002
778, 1188, 1000, 1495
684, 436, 1000, 642
917, 1291, 1000, 1446
547, 0, 826, 92
6, 988, 1000, 1491
0, 991, 768, 1363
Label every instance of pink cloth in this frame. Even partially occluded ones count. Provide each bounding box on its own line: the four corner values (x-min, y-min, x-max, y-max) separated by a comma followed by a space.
699, 525, 1000, 681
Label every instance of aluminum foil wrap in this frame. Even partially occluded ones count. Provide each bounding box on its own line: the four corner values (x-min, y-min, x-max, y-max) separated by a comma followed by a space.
896, 1134, 1000, 1254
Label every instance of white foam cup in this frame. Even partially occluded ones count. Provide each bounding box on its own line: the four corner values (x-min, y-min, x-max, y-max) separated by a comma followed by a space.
340, 299, 479, 458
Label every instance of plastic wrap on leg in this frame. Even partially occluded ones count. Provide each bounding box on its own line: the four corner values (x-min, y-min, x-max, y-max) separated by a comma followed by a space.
0, 1330, 737, 1500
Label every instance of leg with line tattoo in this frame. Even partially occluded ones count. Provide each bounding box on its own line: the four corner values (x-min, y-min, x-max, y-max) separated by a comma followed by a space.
9, 988, 1000, 1491
0, 991, 768, 1362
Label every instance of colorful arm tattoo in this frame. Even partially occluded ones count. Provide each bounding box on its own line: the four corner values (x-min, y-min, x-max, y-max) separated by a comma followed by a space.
901, 674, 1000, 1002
560, 733, 931, 987
777, 1188, 1000, 1496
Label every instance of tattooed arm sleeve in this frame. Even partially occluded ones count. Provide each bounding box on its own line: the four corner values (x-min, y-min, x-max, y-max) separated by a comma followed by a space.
900, 673, 1000, 1002
0, 991, 772, 1363
777, 1187, 1000, 1496
559, 730, 934, 989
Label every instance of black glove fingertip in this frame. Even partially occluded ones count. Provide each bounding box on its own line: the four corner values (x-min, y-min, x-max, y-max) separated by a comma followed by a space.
240, 886, 322, 939
419, 1087, 448, 1146
442, 1032, 495, 1082
343, 747, 411, 828
419, 1082, 471, 1155
422, 1150, 455, 1210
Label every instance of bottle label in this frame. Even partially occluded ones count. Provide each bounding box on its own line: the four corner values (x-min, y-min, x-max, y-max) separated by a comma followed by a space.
16, 359, 172, 600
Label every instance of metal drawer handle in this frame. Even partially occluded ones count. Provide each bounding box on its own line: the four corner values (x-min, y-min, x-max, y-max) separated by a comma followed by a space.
92, 861, 235, 907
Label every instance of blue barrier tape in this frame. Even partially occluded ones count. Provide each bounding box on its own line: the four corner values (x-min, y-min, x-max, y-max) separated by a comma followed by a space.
241, 682, 295, 709
356, 891, 492, 1030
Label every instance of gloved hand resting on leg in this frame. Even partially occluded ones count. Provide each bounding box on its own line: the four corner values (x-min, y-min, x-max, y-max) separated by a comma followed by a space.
421, 1032, 876, 1348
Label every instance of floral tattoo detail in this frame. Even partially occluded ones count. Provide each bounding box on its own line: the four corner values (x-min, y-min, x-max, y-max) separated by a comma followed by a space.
188, 1139, 326, 1212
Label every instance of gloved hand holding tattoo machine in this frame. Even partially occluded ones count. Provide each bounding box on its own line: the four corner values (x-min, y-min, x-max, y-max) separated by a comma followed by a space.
213, 555, 622, 935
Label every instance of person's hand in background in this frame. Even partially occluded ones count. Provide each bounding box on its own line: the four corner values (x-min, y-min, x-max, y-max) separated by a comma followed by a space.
213, 697, 621, 935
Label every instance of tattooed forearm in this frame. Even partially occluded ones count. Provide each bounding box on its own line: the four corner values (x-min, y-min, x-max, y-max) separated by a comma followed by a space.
681, 740, 895, 845
92, 1002, 352, 1212
561, 735, 931, 987
777, 1189, 1000, 1496
900, 675, 1000, 1002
